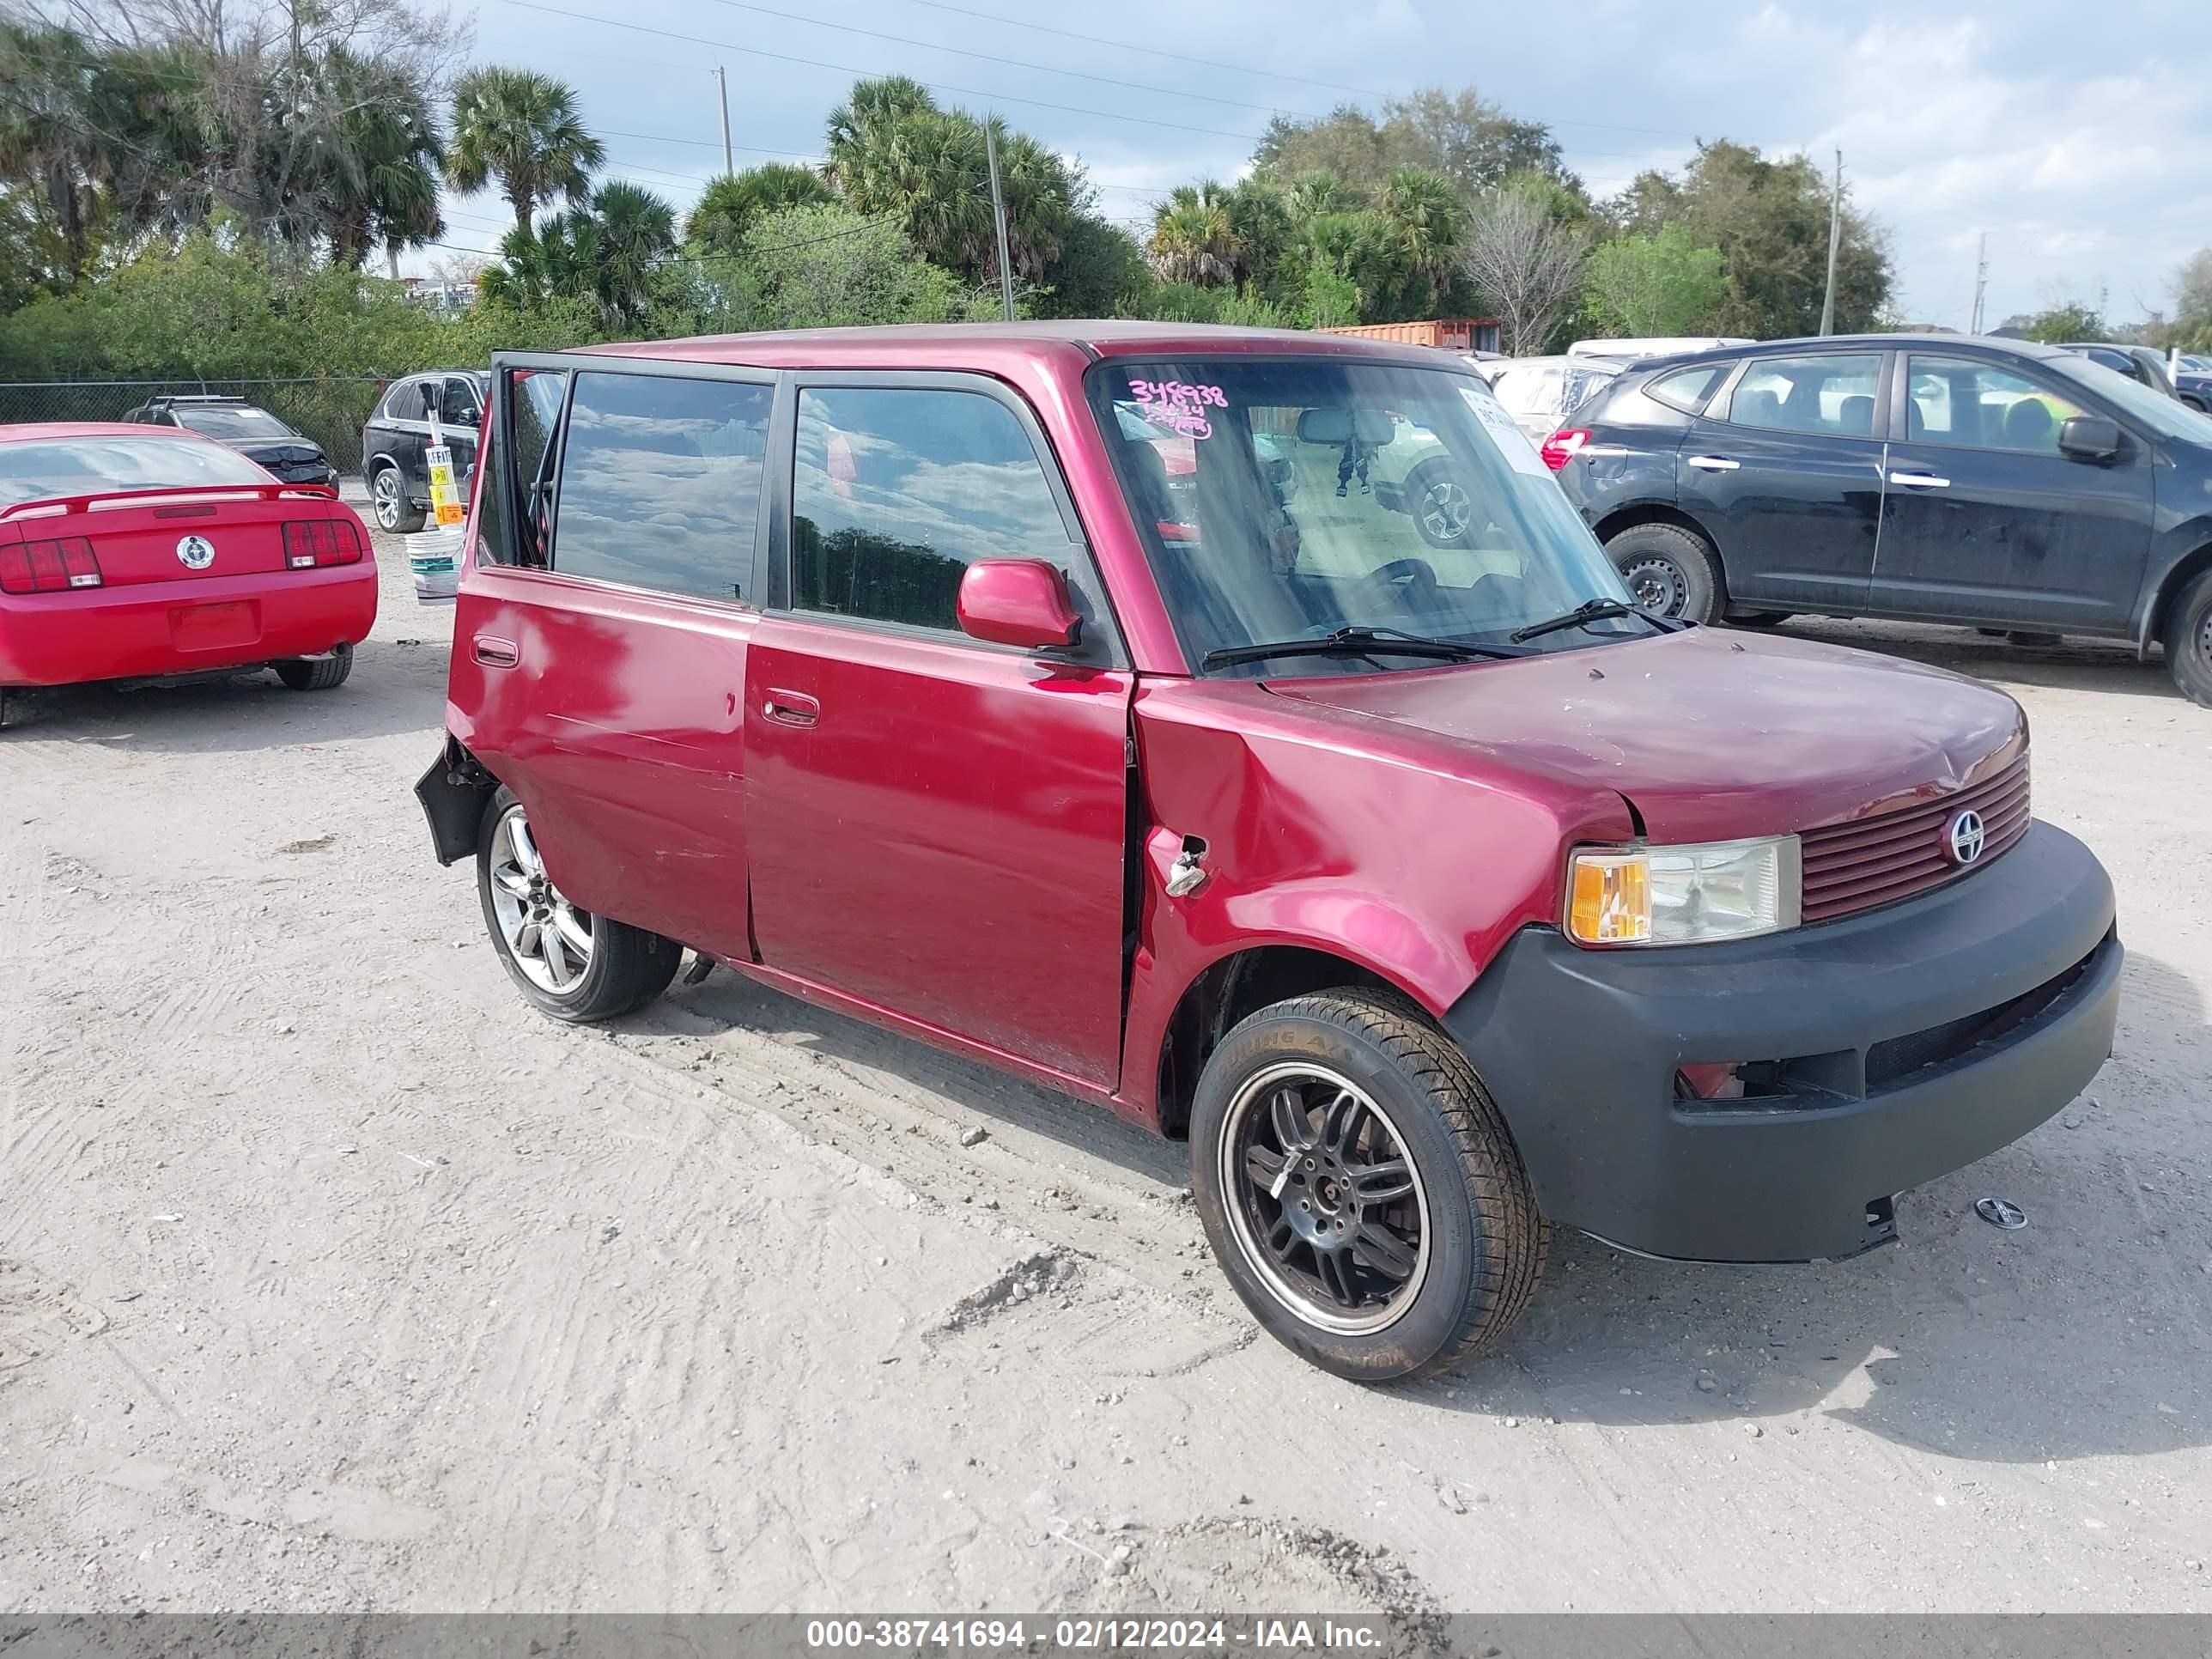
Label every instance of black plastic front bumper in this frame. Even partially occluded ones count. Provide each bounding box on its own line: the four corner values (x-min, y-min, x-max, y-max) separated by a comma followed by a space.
1443, 823, 2120, 1262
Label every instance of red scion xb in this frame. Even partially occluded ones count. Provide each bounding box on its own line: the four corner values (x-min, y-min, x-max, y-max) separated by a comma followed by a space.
0, 422, 375, 726
416, 325, 2121, 1381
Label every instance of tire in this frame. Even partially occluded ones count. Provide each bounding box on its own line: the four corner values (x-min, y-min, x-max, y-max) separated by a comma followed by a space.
1727, 610, 1791, 629
274, 641, 353, 691
1403, 460, 1478, 550
476, 787, 681, 1022
2164, 566, 2212, 709
1606, 521, 1721, 623
1190, 988, 1548, 1382
370, 461, 424, 533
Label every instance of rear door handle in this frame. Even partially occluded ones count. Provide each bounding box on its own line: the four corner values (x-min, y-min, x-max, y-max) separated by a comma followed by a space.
472, 635, 520, 666
1888, 471, 1951, 489
762, 689, 820, 727
1686, 454, 1741, 471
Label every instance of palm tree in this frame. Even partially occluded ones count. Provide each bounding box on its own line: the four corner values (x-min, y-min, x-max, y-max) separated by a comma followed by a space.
590, 179, 676, 324
0, 22, 107, 273
446, 68, 603, 232
1283, 171, 1352, 225
483, 181, 675, 329
823, 75, 936, 202
1376, 167, 1468, 311
687, 161, 831, 252
308, 49, 445, 271
1148, 183, 1237, 287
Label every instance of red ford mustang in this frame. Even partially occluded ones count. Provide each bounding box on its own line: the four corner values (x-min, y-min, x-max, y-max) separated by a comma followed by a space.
0, 422, 377, 725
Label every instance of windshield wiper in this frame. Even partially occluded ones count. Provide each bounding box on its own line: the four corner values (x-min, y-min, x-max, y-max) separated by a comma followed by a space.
1510, 598, 1682, 644
1201, 625, 1521, 672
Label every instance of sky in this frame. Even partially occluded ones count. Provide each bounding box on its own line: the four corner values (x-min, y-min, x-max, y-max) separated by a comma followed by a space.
428, 0, 2212, 331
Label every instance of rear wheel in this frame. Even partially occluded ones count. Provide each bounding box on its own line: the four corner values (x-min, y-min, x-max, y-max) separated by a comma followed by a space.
370, 462, 424, 533
1190, 988, 1547, 1382
1606, 521, 1721, 623
274, 642, 352, 691
2164, 567, 2212, 709
1404, 460, 1477, 549
477, 788, 680, 1021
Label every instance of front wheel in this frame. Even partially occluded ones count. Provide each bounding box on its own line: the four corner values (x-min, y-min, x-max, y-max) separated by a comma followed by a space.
2165, 567, 2212, 709
1190, 989, 1547, 1382
1606, 521, 1722, 623
370, 463, 425, 534
477, 788, 681, 1021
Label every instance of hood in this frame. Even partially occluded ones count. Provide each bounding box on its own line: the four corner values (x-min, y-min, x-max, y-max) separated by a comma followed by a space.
1263, 626, 2026, 844
235, 439, 325, 463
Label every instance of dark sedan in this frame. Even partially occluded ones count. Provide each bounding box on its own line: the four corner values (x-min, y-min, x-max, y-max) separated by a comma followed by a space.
1547, 333, 2212, 706
123, 395, 335, 487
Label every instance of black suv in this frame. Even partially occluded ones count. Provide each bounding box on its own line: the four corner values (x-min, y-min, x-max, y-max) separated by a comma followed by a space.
1552, 333, 2212, 705
122, 394, 334, 486
360, 371, 483, 532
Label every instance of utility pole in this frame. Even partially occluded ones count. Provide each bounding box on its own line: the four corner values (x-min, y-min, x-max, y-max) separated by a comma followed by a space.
1817, 148, 1843, 336
714, 68, 733, 178
985, 118, 1016, 322
1968, 232, 1988, 334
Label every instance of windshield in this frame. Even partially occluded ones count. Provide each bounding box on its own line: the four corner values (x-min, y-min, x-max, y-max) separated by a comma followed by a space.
1090, 357, 1637, 676
173, 404, 298, 441
2048, 355, 2212, 444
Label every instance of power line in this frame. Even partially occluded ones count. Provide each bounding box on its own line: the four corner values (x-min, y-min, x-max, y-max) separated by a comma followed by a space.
690, 0, 1329, 120
489, 0, 1269, 143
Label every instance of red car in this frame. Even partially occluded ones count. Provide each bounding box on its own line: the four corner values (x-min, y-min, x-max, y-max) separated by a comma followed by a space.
416, 326, 2120, 1381
0, 422, 376, 725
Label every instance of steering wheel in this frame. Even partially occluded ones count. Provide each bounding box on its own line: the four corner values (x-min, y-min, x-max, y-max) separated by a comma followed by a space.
1351, 556, 1441, 617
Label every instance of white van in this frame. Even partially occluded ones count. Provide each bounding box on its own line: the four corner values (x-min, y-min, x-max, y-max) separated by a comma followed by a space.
1567, 337, 1753, 362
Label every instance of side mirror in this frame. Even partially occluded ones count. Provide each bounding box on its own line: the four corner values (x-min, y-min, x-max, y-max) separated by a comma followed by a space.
2057, 414, 2122, 463
957, 559, 1081, 651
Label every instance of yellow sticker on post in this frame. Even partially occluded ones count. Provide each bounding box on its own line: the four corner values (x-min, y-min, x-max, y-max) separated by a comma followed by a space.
425, 443, 465, 527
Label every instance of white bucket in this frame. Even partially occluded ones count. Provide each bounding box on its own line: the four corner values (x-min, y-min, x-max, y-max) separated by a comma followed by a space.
407, 523, 465, 605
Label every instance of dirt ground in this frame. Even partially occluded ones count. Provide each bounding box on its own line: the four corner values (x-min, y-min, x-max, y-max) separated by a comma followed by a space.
3, 523, 2209, 1616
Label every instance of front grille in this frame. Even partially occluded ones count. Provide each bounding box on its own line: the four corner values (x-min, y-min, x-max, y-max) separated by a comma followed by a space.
1798, 753, 2029, 925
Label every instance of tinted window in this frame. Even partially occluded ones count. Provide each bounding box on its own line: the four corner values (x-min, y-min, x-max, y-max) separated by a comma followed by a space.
440, 376, 481, 424
1646, 365, 1723, 412
1905, 356, 2088, 454
0, 434, 276, 504
173, 404, 297, 441
550, 371, 770, 602
791, 386, 1077, 633
378, 379, 422, 422
1723, 353, 1881, 437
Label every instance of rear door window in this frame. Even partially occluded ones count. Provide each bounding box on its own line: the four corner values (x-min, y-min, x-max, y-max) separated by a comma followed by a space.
1722, 353, 1882, 437
789, 385, 1090, 634
546, 370, 772, 603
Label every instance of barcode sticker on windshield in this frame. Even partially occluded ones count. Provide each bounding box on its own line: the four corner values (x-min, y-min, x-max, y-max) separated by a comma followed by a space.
1460, 386, 1550, 477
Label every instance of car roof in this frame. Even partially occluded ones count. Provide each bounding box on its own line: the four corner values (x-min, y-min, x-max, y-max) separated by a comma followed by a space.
0, 421, 227, 442
1620, 333, 2074, 376
570, 319, 1455, 373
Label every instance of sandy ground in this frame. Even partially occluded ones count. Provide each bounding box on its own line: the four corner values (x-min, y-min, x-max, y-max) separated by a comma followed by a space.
2, 524, 2209, 1616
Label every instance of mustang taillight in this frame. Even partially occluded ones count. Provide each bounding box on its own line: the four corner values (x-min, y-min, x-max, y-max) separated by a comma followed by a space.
0, 538, 102, 594
283, 518, 363, 568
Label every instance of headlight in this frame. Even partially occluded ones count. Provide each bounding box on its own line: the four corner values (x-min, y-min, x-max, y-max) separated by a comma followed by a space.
1565, 836, 1802, 946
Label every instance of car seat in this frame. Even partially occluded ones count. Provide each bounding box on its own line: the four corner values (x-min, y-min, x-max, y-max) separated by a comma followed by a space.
1836, 394, 1875, 437
2002, 398, 2057, 452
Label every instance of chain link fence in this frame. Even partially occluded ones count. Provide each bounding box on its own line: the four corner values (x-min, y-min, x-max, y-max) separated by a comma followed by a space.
0, 378, 388, 473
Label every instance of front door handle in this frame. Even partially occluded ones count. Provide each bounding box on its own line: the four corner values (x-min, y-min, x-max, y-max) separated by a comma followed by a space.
762, 688, 820, 727
472, 635, 520, 666
1686, 454, 1741, 471
1888, 471, 1951, 489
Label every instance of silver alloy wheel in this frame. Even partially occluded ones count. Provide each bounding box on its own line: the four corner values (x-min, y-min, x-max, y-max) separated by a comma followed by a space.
1218, 1061, 1432, 1336
371, 465, 404, 530
487, 804, 595, 995
1419, 477, 1474, 543
1622, 554, 1689, 617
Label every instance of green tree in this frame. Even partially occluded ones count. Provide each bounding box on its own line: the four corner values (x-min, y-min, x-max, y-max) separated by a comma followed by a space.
307, 48, 445, 273
0, 22, 108, 274
2017, 299, 2109, 343
1375, 167, 1468, 313
1148, 183, 1238, 286
1378, 87, 1579, 197
482, 180, 678, 329
447, 68, 605, 233
687, 162, 833, 251
1602, 141, 1891, 337
731, 203, 1000, 330
1036, 213, 1151, 318
1583, 224, 1726, 337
